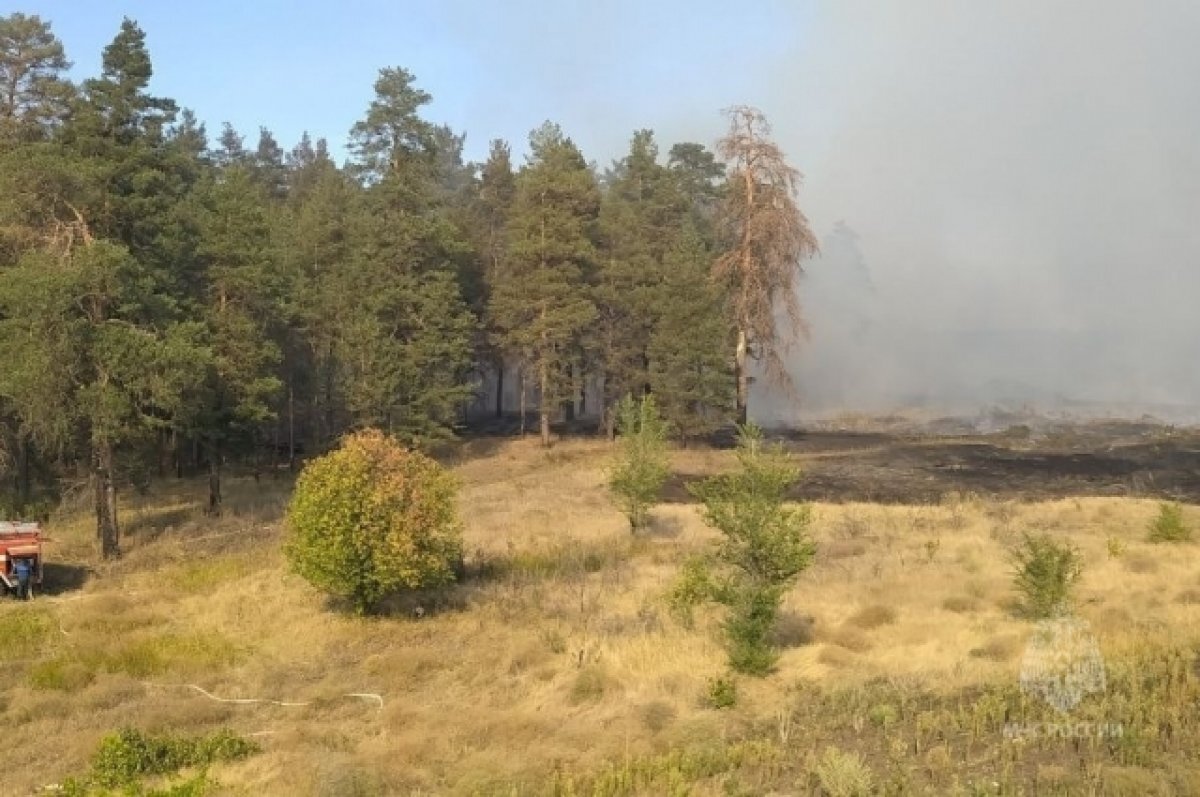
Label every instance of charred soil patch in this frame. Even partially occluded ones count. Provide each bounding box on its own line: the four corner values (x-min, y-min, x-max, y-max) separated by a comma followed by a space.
665, 423, 1200, 504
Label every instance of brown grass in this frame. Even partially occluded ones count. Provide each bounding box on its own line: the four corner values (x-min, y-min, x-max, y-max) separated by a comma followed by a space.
0, 437, 1198, 793
845, 603, 897, 630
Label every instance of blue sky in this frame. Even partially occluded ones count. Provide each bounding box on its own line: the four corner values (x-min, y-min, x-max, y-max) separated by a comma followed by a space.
17, 1, 812, 164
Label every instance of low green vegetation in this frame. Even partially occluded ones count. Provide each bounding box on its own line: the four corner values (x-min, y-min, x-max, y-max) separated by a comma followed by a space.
0, 607, 54, 661
285, 429, 464, 615
544, 741, 781, 797
1148, 501, 1192, 543
666, 555, 714, 628
813, 746, 875, 797
608, 394, 671, 532
519, 642, 1200, 795
1010, 531, 1083, 618
165, 556, 257, 594
28, 631, 240, 692
704, 675, 738, 709
680, 424, 816, 675
61, 728, 258, 795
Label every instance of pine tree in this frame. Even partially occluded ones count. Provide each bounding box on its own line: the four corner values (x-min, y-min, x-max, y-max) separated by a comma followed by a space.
213, 122, 246, 168
491, 122, 598, 446
609, 394, 670, 531
0, 18, 211, 557
594, 130, 688, 435
0, 236, 208, 557
667, 141, 725, 226
65, 18, 184, 277
714, 107, 818, 422
251, 126, 287, 199
0, 13, 73, 142
0, 15, 74, 263
278, 148, 357, 449
343, 67, 476, 440
285, 132, 334, 201
188, 165, 284, 513
467, 138, 516, 418
649, 223, 734, 442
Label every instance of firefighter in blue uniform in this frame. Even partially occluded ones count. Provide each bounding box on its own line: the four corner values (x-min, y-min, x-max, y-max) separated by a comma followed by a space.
13, 557, 32, 599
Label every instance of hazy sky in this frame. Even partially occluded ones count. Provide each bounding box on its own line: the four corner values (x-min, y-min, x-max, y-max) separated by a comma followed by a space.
762, 1, 1200, 420
18, 1, 1200, 420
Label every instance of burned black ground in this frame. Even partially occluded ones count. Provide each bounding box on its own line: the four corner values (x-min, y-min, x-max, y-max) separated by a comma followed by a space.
666, 421, 1200, 504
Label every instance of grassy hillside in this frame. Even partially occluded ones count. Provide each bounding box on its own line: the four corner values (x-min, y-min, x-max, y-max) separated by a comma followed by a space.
3, 438, 1200, 795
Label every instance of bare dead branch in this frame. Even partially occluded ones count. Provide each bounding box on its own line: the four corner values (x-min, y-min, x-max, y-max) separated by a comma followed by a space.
715, 106, 819, 403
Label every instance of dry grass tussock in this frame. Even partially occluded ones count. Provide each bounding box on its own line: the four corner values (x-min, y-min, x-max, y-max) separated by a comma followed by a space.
1, 437, 1199, 794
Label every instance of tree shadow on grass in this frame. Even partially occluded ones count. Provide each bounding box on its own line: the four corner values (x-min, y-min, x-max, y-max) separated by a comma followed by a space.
331, 536, 633, 620
39, 561, 91, 596
644, 513, 684, 539
325, 585, 474, 620
123, 506, 199, 543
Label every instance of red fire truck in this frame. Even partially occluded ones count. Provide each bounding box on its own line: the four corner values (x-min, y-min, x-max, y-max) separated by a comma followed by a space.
0, 522, 43, 599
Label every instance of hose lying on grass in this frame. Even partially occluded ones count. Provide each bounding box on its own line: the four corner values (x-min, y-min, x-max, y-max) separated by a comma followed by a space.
143, 682, 384, 709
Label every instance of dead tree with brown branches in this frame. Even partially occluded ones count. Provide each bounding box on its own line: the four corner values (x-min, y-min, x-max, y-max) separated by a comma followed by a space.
714, 106, 819, 423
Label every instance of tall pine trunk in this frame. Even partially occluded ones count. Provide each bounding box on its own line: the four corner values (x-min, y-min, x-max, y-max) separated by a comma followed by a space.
561, 363, 575, 423
735, 327, 750, 425
603, 378, 617, 441
322, 345, 336, 447
539, 360, 551, 447
94, 439, 119, 559
206, 437, 222, 516
494, 358, 504, 419
518, 368, 527, 436
270, 417, 280, 477
16, 433, 30, 511
324, 374, 336, 446
287, 381, 296, 471
156, 428, 170, 478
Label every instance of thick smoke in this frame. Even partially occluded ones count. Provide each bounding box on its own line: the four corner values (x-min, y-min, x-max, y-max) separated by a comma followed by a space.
751, 1, 1200, 425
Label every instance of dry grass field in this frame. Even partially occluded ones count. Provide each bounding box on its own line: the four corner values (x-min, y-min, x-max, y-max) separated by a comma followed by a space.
3, 435, 1200, 795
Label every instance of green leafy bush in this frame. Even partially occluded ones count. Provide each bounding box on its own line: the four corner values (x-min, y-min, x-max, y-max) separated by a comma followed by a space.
92, 729, 250, 787
705, 675, 738, 709
608, 394, 671, 531
1148, 502, 1191, 543
1010, 532, 1083, 618
813, 746, 875, 797
666, 556, 715, 627
687, 424, 815, 675
284, 429, 463, 614
62, 728, 258, 792
722, 584, 790, 676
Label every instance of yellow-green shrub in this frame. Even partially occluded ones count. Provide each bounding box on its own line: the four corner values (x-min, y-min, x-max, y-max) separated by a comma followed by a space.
608, 394, 670, 531
1148, 502, 1191, 543
284, 429, 463, 614
0, 608, 53, 661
